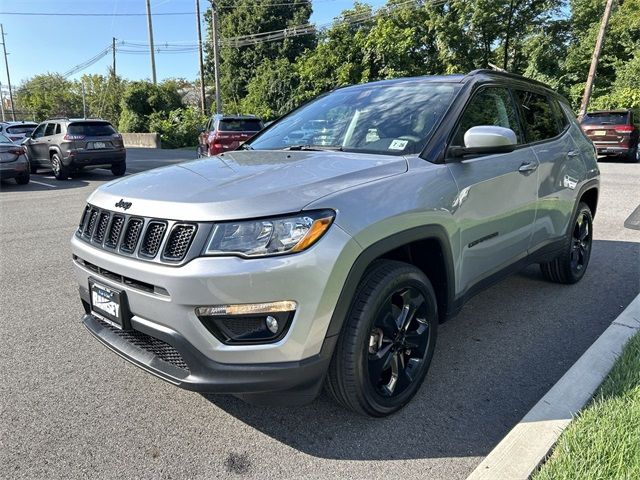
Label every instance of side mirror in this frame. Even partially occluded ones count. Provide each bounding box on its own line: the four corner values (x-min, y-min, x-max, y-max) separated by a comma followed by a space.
449, 126, 517, 157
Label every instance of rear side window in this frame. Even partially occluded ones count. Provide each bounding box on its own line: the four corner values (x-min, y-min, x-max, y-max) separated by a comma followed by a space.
68, 122, 116, 136
218, 119, 263, 132
452, 87, 523, 146
550, 99, 569, 131
581, 112, 630, 125
515, 91, 559, 142
6, 124, 37, 135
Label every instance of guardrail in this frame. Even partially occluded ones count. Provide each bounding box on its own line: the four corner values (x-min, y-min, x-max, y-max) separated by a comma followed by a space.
121, 133, 161, 149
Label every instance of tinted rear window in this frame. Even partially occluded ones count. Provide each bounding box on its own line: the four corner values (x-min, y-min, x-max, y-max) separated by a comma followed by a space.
68, 122, 116, 136
219, 119, 262, 132
582, 112, 629, 125
6, 124, 37, 135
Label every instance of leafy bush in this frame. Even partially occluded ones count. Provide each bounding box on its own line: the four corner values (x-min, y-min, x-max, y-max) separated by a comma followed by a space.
148, 106, 207, 149
119, 81, 183, 133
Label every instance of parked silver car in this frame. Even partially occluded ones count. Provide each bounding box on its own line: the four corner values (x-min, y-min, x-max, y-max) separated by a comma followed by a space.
72, 70, 599, 416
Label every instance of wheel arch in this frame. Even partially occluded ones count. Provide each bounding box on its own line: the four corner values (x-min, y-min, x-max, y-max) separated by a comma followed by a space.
580, 186, 598, 218
325, 225, 456, 339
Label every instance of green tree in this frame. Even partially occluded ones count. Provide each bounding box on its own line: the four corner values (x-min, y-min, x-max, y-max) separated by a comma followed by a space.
16, 74, 82, 120
204, 0, 314, 112
119, 80, 182, 132
241, 58, 300, 120
77, 72, 127, 126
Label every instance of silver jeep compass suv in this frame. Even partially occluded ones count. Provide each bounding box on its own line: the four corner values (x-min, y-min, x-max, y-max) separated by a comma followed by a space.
72, 71, 599, 416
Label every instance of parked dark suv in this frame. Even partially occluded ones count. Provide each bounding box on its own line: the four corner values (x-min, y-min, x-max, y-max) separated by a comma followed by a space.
25, 118, 126, 180
580, 109, 639, 162
198, 114, 263, 157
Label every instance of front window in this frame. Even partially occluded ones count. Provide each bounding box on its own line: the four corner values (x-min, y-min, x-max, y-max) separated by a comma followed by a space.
248, 82, 460, 155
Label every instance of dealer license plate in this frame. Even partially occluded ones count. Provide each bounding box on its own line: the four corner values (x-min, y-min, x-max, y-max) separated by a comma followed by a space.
90, 280, 123, 328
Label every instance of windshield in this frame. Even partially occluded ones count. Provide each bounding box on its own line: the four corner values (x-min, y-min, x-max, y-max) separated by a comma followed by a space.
248, 82, 460, 155
582, 112, 629, 125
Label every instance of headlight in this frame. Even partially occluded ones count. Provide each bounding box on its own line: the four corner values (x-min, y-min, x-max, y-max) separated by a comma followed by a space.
204, 210, 334, 257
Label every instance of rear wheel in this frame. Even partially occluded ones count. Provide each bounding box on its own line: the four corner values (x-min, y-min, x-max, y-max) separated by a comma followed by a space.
111, 163, 126, 176
628, 147, 640, 163
29, 161, 38, 174
326, 260, 438, 417
15, 173, 30, 185
50, 153, 69, 180
540, 202, 593, 284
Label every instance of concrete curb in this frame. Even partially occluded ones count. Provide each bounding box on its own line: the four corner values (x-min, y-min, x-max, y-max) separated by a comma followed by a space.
467, 293, 640, 480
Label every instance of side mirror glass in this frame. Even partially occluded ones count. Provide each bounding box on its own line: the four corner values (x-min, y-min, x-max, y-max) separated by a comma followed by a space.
450, 126, 517, 157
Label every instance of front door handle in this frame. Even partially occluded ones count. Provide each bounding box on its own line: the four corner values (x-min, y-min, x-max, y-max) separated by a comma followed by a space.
518, 162, 538, 174
567, 150, 579, 157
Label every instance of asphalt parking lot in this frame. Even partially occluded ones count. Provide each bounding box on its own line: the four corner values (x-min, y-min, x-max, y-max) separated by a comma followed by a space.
1, 150, 639, 479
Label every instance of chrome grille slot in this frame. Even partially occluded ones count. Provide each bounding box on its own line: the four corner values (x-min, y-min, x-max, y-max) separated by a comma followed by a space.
105, 215, 125, 249
92, 212, 111, 244
163, 224, 197, 261
120, 218, 144, 254
139, 221, 167, 258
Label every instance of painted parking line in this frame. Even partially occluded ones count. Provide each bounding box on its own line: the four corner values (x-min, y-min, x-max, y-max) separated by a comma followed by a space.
29, 179, 58, 188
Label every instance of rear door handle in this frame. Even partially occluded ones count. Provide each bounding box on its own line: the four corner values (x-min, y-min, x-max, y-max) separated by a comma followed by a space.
567, 150, 579, 157
518, 162, 538, 174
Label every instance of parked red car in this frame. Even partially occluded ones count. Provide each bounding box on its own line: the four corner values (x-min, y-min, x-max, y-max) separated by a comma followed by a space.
198, 114, 263, 157
580, 109, 639, 162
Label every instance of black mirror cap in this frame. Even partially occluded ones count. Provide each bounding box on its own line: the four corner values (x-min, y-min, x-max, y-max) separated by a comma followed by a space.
448, 144, 517, 158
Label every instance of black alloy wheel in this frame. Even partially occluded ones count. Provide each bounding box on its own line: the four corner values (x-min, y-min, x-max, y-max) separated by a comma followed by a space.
326, 260, 438, 416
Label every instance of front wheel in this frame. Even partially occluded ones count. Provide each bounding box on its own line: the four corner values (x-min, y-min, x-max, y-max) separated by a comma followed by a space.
111, 163, 126, 176
540, 202, 593, 284
15, 173, 30, 185
326, 260, 438, 417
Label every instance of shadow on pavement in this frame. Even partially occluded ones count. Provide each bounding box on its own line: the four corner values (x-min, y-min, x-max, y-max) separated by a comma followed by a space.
204, 239, 639, 461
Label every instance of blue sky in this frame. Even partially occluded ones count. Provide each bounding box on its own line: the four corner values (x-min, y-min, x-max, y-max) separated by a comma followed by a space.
0, 0, 387, 87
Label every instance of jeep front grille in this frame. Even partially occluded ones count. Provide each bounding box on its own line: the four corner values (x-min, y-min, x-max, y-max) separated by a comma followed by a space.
75, 204, 203, 265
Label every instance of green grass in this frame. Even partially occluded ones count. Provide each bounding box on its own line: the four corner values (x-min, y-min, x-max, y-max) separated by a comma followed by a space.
533, 332, 640, 480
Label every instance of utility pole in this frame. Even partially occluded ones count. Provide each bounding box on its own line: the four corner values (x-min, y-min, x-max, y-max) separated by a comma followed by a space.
145, 0, 157, 84
0, 79, 5, 122
112, 37, 117, 77
579, 0, 615, 118
0, 24, 15, 121
195, 0, 207, 114
210, 1, 222, 114
81, 80, 87, 118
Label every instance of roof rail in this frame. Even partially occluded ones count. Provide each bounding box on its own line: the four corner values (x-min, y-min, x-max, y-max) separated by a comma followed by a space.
47, 116, 70, 121
466, 69, 552, 89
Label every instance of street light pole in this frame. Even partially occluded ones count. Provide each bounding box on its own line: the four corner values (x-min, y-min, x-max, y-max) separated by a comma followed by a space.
210, 0, 222, 114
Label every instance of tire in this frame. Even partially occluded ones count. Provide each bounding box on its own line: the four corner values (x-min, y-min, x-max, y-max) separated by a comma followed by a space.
540, 202, 593, 284
111, 163, 126, 176
325, 260, 438, 417
629, 147, 640, 163
29, 162, 37, 174
15, 173, 30, 185
50, 153, 69, 180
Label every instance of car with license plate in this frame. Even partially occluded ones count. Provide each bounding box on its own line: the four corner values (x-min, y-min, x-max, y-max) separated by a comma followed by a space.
198, 114, 263, 157
24, 118, 126, 180
73, 70, 599, 416
0, 132, 29, 185
580, 109, 639, 162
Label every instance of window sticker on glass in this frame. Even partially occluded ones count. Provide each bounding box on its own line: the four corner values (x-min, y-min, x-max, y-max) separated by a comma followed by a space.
389, 139, 409, 150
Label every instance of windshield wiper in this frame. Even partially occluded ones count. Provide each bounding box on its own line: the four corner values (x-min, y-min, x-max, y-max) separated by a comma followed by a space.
284, 144, 343, 152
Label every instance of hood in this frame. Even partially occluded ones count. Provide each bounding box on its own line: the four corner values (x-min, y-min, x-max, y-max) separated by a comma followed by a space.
88, 150, 407, 221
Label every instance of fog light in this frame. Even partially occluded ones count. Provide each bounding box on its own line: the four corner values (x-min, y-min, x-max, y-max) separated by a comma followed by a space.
195, 301, 297, 345
265, 315, 278, 334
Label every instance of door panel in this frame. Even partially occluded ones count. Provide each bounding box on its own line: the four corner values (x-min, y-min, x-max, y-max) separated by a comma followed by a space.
448, 148, 538, 292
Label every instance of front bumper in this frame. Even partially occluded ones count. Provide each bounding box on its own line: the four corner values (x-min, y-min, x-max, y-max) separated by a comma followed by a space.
81, 311, 336, 401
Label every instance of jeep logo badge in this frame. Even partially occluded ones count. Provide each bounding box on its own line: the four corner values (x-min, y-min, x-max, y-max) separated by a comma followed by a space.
115, 199, 132, 210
